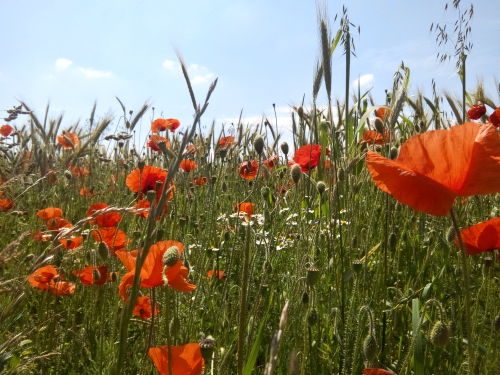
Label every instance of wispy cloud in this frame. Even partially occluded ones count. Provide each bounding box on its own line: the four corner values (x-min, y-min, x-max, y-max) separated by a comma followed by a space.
162, 60, 216, 85
77, 67, 113, 79
352, 74, 374, 89
52, 58, 113, 79
55, 58, 73, 70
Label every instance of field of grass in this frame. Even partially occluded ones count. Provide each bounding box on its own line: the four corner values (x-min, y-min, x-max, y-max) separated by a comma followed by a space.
1, 6, 499, 375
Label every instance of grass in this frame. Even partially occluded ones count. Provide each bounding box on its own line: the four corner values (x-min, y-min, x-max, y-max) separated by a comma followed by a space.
1, 11, 499, 375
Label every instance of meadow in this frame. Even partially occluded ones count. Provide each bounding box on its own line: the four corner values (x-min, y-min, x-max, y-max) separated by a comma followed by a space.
0, 6, 499, 375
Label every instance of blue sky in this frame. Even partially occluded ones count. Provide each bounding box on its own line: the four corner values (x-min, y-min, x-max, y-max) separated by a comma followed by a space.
1, 0, 498, 140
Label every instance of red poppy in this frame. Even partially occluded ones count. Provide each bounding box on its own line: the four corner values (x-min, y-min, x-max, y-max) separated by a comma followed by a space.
133, 296, 159, 319
151, 118, 180, 133
148, 343, 204, 375
0, 124, 13, 137
70, 165, 90, 177
467, 104, 486, 120
218, 136, 235, 148
191, 176, 208, 186
458, 217, 500, 256
92, 227, 129, 252
79, 187, 96, 198
489, 107, 500, 128
126, 165, 167, 195
184, 144, 198, 155
293, 144, 322, 172
366, 122, 500, 216
37, 207, 63, 221
236, 202, 254, 217
147, 135, 171, 152
362, 130, 391, 145
239, 160, 259, 180
87, 203, 122, 227
180, 159, 197, 173
28, 265, 59, 290
363, 369, 393, 375
133, 199, 151, 218
263, 155, 279, 169
59, 236, 84, 250
46, 217, 72, 231
207, 270, 225, 280
32, 230, 52, 242
116, 240, 195, 300
48, 281, 76, 295
57, 132, 80, 150
375, 107, 391, 121
72, 266, 109, 285
0, 198, 14, 212
27, 265, 76, 295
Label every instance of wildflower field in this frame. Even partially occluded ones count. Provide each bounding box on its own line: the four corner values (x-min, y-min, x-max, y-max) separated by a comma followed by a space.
1, 3, 499, 375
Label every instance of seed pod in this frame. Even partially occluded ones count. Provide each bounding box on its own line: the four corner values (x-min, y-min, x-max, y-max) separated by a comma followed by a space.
389, 146, 399, 160
446, 226, 456, 243
291, 164, 302, 184
316, 181, 326, 195
261, 186, 271, 201
253, 135, 265, 155
388, 232, 397, 251
301, 291, 309, 305
374, 117, 385, 134
307, 309, 318, 326
306, 266, 320, 287
363, 334, 378, 361
162, 246, 180, 267
98, 242, 109, 259
280, 142, 289, 156
200, 335, 215, 363
64, 170, 72, 180
352, 260, 363, 274
430, 321, 450, 347
146, 190, 156, 203
138, 160, 145, 171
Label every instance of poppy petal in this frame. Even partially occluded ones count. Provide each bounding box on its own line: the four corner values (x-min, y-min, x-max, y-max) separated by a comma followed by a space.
148, 343, 204, 375
366, 151, 456, 216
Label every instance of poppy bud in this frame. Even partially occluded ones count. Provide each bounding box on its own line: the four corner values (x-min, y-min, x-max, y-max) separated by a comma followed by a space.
98, 242, 109, 259
170, 316, 180, 337
221, 182, 227, 192
200, 335, 216, 363
291, 164, 302, 184
446, 226, 456, 243
261, 186, 271, 201
320, 121, 330, 133
301, 291, 309, 305
218, 148, 227, 159
64, 170, 72, 180
494, 316, 500, 331
467, 104, 486, 120
352, 260, 363, 274
483, 256, 493, 275
389, 146, 399, 160
363, 334, 378, 361
162, 246, 180, 267
223, 230, 231, 242
138, 160, 145, 171
429, 321, 450, 347
307, 309, 318, 326
374, 117, 385, 134
297, 106, 304, 119
146, 190, 156, 203
92, 269, 101, 283
253, 135, 265, 155
280, 142, 289, 156
388, 232, 397, 251
316, 181, 326, 195
118, 141, 124, 148
306, 266, 320, 287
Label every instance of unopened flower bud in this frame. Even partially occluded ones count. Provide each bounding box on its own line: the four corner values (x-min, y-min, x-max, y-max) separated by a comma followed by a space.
306, 266, 320, 287
374, 117, 385, 134
363, 334, 378, 361
162, 246, 180, 267
316, 181, 326, 195
446, 226, 456, 243
389, 146, 399, 160
253, 135, 265, 155
280, 142, 289, 156
138, 160, 145, 171
430, 321, 450, 347
291, 164, 302, 184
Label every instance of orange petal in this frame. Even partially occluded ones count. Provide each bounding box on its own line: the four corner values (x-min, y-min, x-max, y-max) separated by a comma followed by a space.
460, 217, 500, 255
366, 151, 456, 216
148, 343, 204, 375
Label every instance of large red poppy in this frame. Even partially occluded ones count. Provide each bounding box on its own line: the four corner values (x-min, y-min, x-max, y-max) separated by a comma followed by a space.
133, 295, 159, 319
87, 203, 122, 227
459, 217, 500, 256
37, 207, 63, 221
0, 124, 13, 137
180, 159, 197, 173
366, 122, 500, 216
116, 240, 196, 300
239, 161, 259, 180
151, 118, 180, 133
72, 266, 109, 285
362, 130, 391, 145
27, 265, 76, 295
147, 135, 171, 151
293, 144, 322, 172
148, 343, 204, 375
57, 132, 80, 150
0, 198, 14, 212
218, 136, 235, 148
91, 227, 129, 252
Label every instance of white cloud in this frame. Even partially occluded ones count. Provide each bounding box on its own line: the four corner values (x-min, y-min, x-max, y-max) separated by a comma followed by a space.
352, 74, 374, 89
161, 59, 216, 85
78, 67, 113, 79
55, 58, 73, 70
162, 59, 177, 70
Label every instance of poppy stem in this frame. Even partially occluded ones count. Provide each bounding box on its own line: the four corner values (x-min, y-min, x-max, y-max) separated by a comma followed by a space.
237, 223, 251, 375
449, 208, 475, 374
